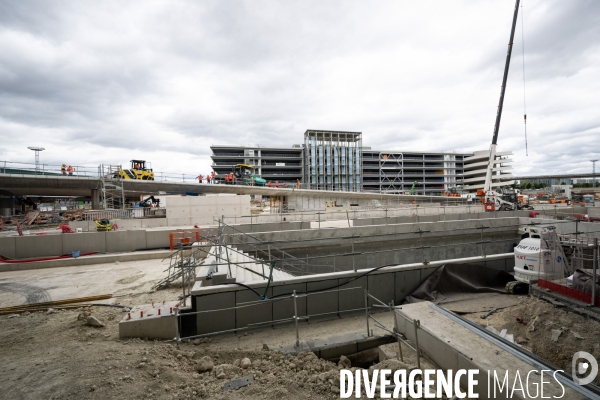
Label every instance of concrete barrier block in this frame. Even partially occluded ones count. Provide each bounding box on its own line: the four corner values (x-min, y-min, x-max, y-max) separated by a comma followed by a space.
236, 288, 272, 329
196, 292, 236, 335
272, 283, 307, 321
62, 232, 106, 254
105, 230, 146, 252
0, 237, 17, 258
119, 315, 177, 340
146, 230, 172, 249
15, 234, 63, 258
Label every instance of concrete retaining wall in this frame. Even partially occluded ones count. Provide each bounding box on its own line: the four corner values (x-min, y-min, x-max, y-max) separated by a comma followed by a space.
190, 254, 514, 336
229, 217, 522, 273
167, 195, 250, 226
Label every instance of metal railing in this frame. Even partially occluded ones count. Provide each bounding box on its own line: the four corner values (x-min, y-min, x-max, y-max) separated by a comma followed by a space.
171, 286, 364, 343
83, 208, 165, 220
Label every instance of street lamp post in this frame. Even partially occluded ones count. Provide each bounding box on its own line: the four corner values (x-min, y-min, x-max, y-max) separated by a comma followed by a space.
28, 146, 45, 174
591, 159, 598, 188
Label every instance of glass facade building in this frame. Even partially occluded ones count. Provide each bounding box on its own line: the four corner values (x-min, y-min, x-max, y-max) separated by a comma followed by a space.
303, 130, 362, 191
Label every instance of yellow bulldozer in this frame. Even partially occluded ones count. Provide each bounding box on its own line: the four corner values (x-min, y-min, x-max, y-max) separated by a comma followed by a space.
115, 160, 155, 180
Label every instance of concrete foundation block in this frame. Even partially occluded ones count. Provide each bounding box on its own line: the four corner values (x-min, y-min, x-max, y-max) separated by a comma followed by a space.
119, 315, 177, 340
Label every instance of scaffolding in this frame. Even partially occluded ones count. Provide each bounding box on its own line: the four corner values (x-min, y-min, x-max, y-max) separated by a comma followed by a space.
99, 164, 125, 210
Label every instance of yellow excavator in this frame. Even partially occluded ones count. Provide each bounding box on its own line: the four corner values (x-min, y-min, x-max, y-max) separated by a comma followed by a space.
115, 160, 155, 180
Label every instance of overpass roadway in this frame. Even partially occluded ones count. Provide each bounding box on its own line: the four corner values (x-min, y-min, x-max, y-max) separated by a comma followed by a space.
0, 173, 460, 205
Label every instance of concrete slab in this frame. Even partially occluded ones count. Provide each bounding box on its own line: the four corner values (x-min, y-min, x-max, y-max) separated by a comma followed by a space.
0, 257, 173, 307
396, 302, 581, 399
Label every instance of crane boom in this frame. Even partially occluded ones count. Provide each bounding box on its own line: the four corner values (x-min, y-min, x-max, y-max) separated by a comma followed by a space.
482, 0, 520, 205
492, 0, 520, 146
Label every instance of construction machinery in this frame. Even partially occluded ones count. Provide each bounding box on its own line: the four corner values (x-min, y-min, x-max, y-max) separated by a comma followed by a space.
94, 218, 116, 231
408, 181, 418, 195
134, 196, 160, 208
233, 164, 267, 186
477, 0, 521, 212
115, 160, 155, 180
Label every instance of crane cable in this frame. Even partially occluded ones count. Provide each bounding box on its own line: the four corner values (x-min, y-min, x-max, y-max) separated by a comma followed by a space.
521, 1, 528, 156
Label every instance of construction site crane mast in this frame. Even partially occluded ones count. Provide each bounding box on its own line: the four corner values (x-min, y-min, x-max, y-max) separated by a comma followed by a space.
480, 0, 521, 211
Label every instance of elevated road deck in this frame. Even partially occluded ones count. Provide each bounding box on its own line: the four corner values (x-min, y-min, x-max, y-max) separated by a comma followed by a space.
0, 173, 460, 204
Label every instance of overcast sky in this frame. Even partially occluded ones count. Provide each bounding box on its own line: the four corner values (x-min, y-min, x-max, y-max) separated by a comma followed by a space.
1, 0, 599, 178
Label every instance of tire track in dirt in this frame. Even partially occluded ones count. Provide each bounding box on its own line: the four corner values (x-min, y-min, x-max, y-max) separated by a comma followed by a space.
0, 282, 52, 304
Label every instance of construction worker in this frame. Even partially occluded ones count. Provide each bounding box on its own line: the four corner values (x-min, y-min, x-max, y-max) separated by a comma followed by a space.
61, 164, 67, 176
211, 171, 215, 184
67, 165, 74, 176
267, 181, 272, 187
296, 179, 300, 189
206, 174, 211, 184
196, 174, 203, 183
224, 174, 230, 184
283, 182, 288, 188
134, 162, 141, 169
275, 181, 279, 188
250, 176, 254, 186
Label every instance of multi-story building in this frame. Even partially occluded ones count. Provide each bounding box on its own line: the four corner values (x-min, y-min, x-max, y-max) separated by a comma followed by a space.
462, 149, 515, 192
210, 130, 513, 195
210, 145, 303, 185
362, 150, 470, 195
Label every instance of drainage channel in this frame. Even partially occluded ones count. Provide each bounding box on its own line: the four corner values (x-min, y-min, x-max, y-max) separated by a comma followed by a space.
429, 303, 600, 400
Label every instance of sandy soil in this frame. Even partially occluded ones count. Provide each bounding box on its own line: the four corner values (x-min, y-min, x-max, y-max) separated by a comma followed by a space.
463, 295, 600, 385
1, 302, 427, 400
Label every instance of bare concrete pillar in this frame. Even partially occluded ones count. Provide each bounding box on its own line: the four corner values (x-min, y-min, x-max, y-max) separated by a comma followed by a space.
91, 189, 100, 210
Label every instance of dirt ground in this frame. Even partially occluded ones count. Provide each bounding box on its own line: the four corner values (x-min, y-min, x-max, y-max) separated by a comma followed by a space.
464, 295, 600, 385
2, 271, 599, 399
0, 301, 426, 399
